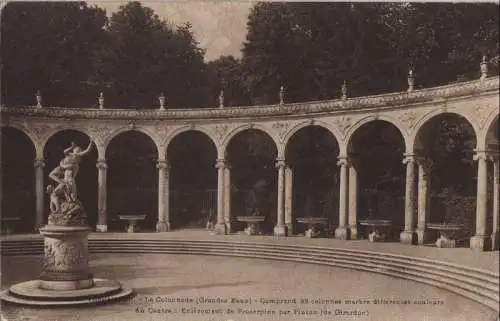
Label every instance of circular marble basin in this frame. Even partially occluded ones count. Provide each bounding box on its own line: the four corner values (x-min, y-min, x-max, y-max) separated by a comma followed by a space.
236, 216, 265, 235
426, 223, 466, 248
359, 219, 392, 242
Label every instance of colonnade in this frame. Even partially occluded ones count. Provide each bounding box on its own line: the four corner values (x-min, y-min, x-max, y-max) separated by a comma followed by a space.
30, 147, 499, 251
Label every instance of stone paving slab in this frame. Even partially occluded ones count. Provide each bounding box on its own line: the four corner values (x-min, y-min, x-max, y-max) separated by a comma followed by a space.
1, 254, 498, 321
2, 229, 498, 273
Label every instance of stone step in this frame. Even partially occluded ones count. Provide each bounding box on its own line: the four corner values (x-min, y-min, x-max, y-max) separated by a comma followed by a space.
2, 239, 498, 312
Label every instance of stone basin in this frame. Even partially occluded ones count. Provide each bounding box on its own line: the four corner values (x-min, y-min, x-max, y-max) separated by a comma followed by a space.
118, 215, 147, 233
236, 216, 265, 235
359, 219, 392, 242
296, 217, 329, 238
427, 223, 466, 248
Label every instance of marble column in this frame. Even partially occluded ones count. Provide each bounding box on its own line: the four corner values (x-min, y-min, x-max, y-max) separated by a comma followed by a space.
214, 159, 227, 234
348, 162, 358, 240
471, 150, 491, 251
416, 157, 431, 245
400, 154, 417, 244
284, 166, 294, 235
335, 157, 349, 239
156, 160, 170, 232
274, 159, 287, 236
34, 158, 45, 231
224, 164, 232, 233
492, 155, 499, 250
96, 159, 108, 232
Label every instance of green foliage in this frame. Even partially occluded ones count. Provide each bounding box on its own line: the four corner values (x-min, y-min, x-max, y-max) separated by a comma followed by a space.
240, 2, 499, 103
91, 2, 211, 108
1, 2, 107, 106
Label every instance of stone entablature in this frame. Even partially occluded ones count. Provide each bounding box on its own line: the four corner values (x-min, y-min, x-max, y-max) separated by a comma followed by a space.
1, 77, 498, 161
1, 77, 498, 119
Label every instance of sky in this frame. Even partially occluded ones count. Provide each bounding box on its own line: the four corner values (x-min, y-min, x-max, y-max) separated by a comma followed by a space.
86, 1, 255, 61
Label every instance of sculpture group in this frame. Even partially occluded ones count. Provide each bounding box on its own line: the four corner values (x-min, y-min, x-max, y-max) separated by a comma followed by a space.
46, 140, 92, 226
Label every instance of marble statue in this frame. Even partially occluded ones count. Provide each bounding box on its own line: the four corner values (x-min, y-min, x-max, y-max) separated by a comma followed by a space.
46, 140, 93, 226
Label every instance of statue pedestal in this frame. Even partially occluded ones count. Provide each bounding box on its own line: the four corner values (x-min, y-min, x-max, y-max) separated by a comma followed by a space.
39, 225, 93, 290
0, 224, 133, 306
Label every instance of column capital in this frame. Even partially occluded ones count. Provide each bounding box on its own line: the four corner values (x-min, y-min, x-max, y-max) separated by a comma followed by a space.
275, 158, 286, 169
337, 156, 349, 167
402, 153, 416, 165
156, 159, 170, 170
473, 149, 489, 161
34, 158, 45, 168
215, 158, 226, 169
96, 159, 108, 169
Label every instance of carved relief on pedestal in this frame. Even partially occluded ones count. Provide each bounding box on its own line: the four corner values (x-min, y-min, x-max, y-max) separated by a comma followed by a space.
43, 239, 86, 270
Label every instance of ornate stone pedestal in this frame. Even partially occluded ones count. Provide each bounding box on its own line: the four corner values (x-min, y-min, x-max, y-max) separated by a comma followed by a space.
0, 141, 133, 306
0, 224, 133, 306
39, 225, 93, 290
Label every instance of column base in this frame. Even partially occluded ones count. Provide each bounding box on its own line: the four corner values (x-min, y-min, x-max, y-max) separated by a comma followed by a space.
349, 226, 358, 240
156, 221, 170, 232
96, 224, 107, 233
286, 223, 294, 236
416, 228, 431, 245
400, 230, 417, 245
334, 226, 349, 240
491, 231, 500, 251
470, 235, 491, 252
224, 222, 232, 234
213, 223, 227, 235
273, 224, 287, 236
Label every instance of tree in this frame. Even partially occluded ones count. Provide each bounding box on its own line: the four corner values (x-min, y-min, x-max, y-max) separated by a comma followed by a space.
1, 2, 107, 106
91, 2, 211, 109
240, 2, 499, 104
241, 3, 400, 104
207, 55, 251, 107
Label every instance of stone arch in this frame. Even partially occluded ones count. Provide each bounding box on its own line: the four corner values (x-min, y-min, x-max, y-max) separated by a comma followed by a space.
104, 126, 160, 159
480, 111, 499, 150
411, 110, 480, 152
221, 124, 278, 159
164, 125, 217, 160
346, 116, 407, 155
345, 115, 408, 155
282, 120, 342, 158
1, 124, 38, 157
42, 127, 95, 157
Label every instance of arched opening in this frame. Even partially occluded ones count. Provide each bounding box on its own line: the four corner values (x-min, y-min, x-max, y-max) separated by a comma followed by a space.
106, 131, 157, 232
1, 127, 36, 233
348, 120, 406, 240
167, 131, 217, 229
226, 129, 277, 234
415, 113, 477, 244
44, 130, 97, 228
285, 125, 339, 236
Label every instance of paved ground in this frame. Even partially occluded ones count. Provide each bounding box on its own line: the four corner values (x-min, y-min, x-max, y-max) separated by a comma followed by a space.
2, 229, 499, 273
1, 253, 498, 321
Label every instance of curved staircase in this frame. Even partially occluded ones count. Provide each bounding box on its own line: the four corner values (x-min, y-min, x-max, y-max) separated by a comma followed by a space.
1, 238, 498, 313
